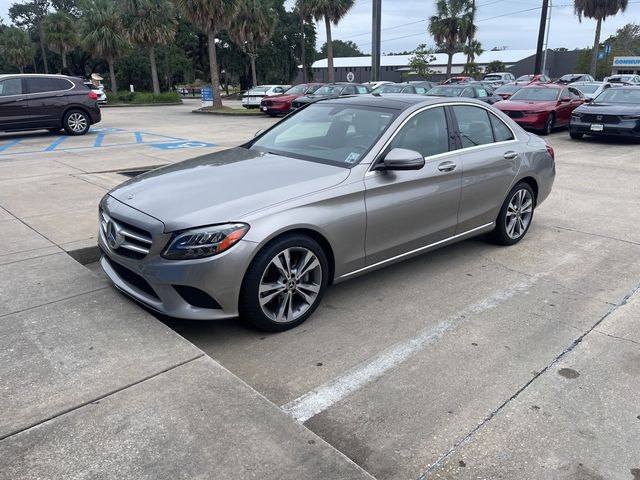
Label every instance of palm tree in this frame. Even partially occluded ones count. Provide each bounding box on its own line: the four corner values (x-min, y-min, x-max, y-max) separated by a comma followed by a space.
295, 0, 313, 83
463, 39, 483, 64
429, 0, 475, 76
574, 0, 628, 77
174, 0, 239, 109
80, 0, 129, 93
307, 0, 355, 83
229, 0, 277, 88
43, 11, 78, 71
0, 26, 36, 73
462, 0, 477, 65
122, 0, 177, 94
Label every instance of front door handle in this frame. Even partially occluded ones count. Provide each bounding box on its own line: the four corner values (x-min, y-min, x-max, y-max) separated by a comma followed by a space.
503, 151, 518, 160
438, 161, 457, 172
15, 97, 25, 102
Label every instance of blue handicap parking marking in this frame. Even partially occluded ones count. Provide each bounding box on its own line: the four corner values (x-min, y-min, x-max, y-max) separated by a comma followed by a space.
149, 141, 218, 150
90, 127, 125, 133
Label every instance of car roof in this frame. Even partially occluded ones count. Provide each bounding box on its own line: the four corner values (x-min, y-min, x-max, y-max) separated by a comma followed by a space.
520, 83, 563, 90
309, 93, 489, 111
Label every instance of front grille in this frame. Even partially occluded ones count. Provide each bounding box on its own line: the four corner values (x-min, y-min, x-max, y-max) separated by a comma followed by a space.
102, 253, 159, 300
262, 100, 272, 107
507, 111, 524, 119
100, 210, 153, 260
580, 113, 620, 124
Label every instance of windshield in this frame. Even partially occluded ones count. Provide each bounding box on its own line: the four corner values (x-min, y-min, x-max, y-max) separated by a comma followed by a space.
594, 88, 640, 104
314, 85, 343, 95
575, 84, 600, 94
608, 76, 633, 83
483, 75, 502, 81
496, 84, 520, 94
248, 87, 268, 95
509, 87, 559, 101
516, 75, 534, 81
426, 86, 464, 97
560, 74, 581, 82
285, 85, 307, 94
376, 84, 404, 93
250, 104, 397, 167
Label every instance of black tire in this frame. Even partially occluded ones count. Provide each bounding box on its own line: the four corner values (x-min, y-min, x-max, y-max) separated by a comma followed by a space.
541, 113, 554, 136
239, 234, 329, 332
569, 131, 584, 139
489, 182, 536, 246
63, 109, 90, 136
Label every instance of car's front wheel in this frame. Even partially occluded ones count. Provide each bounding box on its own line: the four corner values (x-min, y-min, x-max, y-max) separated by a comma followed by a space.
239, 235, 329, 331
63, 110, 90, 135
490, 182, 536, 245
569, 131, 584, 139
541, 113, 555, 135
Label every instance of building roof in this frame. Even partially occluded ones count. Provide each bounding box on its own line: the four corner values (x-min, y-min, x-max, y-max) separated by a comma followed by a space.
311, 49, 537, 69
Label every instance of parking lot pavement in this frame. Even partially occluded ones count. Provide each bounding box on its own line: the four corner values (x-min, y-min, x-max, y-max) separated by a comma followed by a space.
0, 103, 278, 256
164, 133, 640, 479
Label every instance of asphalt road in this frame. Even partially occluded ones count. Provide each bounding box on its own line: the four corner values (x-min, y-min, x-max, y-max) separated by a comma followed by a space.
53, 101, 639, 479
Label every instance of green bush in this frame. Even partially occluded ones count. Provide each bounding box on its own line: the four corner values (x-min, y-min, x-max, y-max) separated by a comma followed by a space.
105, 91, 181, 104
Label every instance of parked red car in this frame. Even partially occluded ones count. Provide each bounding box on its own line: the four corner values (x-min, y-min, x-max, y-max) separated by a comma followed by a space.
260, 83, 324, 116
493, 84, 585, 135
514, 74, 552, 86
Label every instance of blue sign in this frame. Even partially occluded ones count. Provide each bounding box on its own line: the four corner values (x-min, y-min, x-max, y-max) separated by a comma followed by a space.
598, 51, 605, 60
201, 87, 213, 101
149, 141, 218, 150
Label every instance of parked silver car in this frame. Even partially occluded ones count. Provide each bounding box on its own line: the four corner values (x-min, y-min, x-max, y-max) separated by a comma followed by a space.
99, 96, 555, 331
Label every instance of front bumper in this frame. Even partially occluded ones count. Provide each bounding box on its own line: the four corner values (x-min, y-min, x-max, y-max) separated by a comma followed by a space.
509, 112, 548, 130
570, 119, 640, 137
260, 102, 290, 115
98, 195, 257, 320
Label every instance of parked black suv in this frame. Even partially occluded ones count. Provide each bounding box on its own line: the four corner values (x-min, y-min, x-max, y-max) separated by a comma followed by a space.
0, 74, 101, 136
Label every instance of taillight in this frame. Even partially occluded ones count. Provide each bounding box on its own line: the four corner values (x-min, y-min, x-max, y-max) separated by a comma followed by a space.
88, 90, 98, 101
545, 144, 555, 161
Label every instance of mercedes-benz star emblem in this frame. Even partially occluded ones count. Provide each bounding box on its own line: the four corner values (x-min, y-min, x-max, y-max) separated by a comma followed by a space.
106, 220, 124, 249
596, 115, 602, 121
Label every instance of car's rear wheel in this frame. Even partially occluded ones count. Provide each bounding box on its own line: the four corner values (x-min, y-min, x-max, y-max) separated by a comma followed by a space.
239, 235, 328, 331
63, 110, 90, 136
490, 182, 535, 245
541, 113, 554, 136
569, 131, 584, 139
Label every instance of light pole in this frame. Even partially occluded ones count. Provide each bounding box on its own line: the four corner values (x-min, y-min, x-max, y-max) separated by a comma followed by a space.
371, 0, 382, 82
542, 0, 552, 75
534, 0, 550, 74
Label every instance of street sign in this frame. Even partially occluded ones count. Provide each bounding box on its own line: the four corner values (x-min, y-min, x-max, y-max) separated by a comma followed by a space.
201, 86, 214, 107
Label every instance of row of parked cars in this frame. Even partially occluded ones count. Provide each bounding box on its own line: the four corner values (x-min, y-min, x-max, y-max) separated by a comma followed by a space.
245, 73, 640, 140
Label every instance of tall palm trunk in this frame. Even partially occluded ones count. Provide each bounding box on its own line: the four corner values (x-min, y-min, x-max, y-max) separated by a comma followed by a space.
325, 16, 334, 83
249, 53, 258, 88
38, 23, 49, 74
149, 46, 160, 94
590, 17, 602, 78
62, 51, 67, 70
300, 14, 307, 83
108, 58, 118, 93
446, 46, 454, 76
207, 31, 223, 109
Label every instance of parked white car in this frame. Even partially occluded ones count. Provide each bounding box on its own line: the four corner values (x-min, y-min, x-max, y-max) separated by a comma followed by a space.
84, 82, 107, 104
482, 72, 516, 86
242, 85, 290, 108
569, 81, 611, 101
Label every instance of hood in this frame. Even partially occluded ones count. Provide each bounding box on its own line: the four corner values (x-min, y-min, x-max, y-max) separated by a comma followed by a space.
264, 93, 299, 102
495, 99, 557, 111
575, 102, 640, 115
296, 93, 338, 103
109, 147, 350, 232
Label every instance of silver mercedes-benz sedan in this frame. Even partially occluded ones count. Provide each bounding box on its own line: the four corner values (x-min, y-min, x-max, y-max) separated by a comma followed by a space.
99, 95, 555, 331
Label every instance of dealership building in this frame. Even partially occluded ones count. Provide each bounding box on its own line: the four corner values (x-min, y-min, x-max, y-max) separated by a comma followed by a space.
611, 56, 640, 75
300, 49, 584, 83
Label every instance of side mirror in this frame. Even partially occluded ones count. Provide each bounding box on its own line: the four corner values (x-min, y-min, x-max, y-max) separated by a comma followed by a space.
377, 148, 425, 171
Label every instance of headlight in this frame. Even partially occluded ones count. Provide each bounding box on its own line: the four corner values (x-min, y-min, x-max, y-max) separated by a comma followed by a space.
621, 114, 640, 120
162, 223, 249, 260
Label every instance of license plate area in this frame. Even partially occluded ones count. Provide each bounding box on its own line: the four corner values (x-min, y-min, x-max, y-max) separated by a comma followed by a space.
590, 124, 604, 132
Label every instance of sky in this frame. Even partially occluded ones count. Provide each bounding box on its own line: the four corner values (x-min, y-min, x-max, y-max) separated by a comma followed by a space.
1, 0, 639, 55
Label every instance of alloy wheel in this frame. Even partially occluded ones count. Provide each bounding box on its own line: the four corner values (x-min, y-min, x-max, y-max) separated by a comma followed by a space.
67, 113, 88, 133
505, 188, 533, 239
258, 247, 323, 323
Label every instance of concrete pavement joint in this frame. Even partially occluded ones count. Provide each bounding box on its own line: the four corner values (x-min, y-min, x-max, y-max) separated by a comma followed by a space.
281, 277, 539, 423
0, 353, 205, 442
592, 329, 640, 346
0, 285, 109, 319
0, 250, 61, 267
548, 224, 640, 247
416, 277, 640, 479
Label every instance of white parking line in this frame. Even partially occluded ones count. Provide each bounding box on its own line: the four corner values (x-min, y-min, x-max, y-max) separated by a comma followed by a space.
281, 276, 539, 423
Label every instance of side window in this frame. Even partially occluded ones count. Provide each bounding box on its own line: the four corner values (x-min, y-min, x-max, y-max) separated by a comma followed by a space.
489, 114, 514, 142
452, 105, 495, 148
414, 87, 426, 94
26, 77, 55, 94
461, 87, 474, 97
388, 107, 449, 158
0, 78, 23, 96
356, 86, 369, 94
476, 87, 489, 98
568, 87, 582, 99
51, 78, 72, 91
342, 85, 356, 95
561, 88, 571, 99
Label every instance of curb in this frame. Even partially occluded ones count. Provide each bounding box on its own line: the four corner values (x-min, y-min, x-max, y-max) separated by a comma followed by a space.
67, 245, 101, 265
191, 109, 265, 117
101, 102, 183, 108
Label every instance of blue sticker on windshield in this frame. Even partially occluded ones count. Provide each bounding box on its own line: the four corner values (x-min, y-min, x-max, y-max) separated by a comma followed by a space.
345, 152, 361, 163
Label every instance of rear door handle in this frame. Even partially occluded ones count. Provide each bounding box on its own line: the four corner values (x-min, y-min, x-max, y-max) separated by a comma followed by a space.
437, 161, 457, 172
503, 151, 518, 160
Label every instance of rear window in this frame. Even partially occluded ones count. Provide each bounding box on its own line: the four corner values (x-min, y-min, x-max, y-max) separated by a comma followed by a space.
26, 77, 72, 93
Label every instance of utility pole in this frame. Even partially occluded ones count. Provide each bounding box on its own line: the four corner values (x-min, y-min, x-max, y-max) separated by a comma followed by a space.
542, 0, 552, 75
534, 0, 549, 74
371, 0, 382, 82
